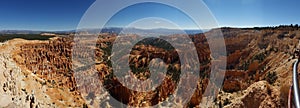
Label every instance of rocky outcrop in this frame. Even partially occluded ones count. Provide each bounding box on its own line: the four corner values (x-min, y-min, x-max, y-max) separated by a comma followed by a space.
220, 81, 281, 108
0, 39, 59, 107
6, 38, 87, 108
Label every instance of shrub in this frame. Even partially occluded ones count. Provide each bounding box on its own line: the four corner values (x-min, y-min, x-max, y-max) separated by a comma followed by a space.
265, 72, 278, 84
223, 98, 231, 106
238, 61, 250, 71
83, 103, 88, 108
253, 52, 266, 62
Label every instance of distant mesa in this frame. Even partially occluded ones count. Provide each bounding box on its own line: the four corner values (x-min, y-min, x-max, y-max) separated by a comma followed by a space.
41, 33, 56, 36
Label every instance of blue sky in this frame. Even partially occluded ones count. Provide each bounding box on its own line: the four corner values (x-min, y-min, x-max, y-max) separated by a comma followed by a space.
0, 0, 95, 31
0, 0, 299, 31
103, 2, 199, 29
204, 0, 300, 28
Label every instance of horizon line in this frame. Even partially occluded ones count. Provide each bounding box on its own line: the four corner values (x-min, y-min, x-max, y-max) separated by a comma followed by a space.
0, 24, 299, 32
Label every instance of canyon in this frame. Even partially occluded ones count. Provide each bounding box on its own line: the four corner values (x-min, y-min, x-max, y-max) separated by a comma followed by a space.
0, 26, 299, 107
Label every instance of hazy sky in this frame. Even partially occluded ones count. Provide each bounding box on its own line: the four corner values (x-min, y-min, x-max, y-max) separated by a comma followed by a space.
204, 0, 300, 27
0, 0, 299, 30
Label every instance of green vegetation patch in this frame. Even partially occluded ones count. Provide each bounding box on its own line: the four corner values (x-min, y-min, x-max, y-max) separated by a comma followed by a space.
0, 34, 55, 42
